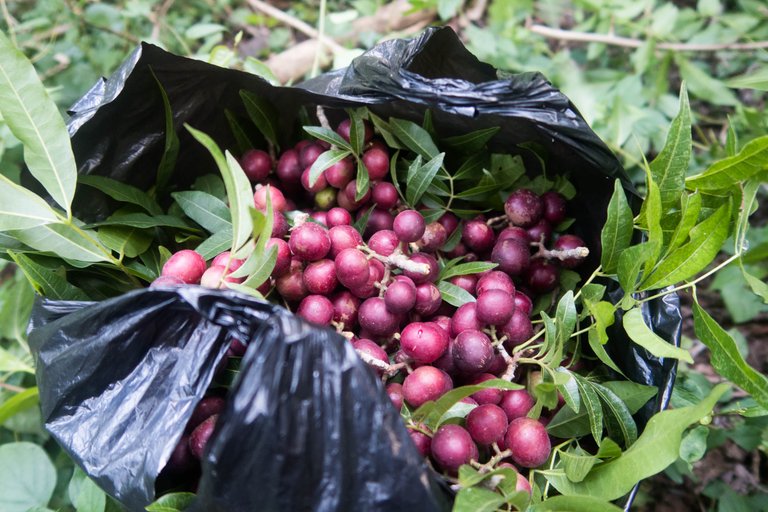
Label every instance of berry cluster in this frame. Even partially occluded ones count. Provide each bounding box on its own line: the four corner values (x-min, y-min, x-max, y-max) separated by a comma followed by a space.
155, 116, 590, 492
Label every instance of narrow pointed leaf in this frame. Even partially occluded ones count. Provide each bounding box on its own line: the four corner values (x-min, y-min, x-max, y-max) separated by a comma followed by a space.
438, 281, 476, 307
0, 32, 76, 217
239, 90, 279, 149
555, 291, 577, 344
623, 307, 693, 363
439, 262, 497, 280
572, 374, 604, 444
347, 109, 366, 155
663, 191, 701, 257
529, 496, 623, 512
693, 301, 768, 408
593, 383, 638, 447
307, 149, 351, 187
238, 245, 277, 289
442, 126, 500, 153
0, 175, 59, 230
79, 175, 163, 215
172, 191, 231, 233
650, 84, 690, 210
8, 251, 90, 300
686, 135, 768, 190
9, 223, 111, 263
544, 384, 728, 500
389, 118, 439, 159
195, 229, 233, 260
355, 158, 370, 201
641, 202, 730, 290
406, 153, 444, 206
616, 241, 659, 294
600, 180, 633, 273
303, 126, 352, 151
152, 70, 179, 192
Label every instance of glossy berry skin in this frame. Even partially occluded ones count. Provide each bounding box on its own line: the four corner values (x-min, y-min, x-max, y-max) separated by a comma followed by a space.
328, 225, 364, 258
526, 219, 552, 245
476, 270, 515, 296
336, 118, 373, 144
353, 338, 389, 373
334, 248, 370, 289
414, 283, 441, 316
187, 396, 226, 433
289, 222, 331, 261
386, 382, 404, 410
150, 275, 185, 288
302, 259, 338, 295
462, 220, 495, 252
475, 289, 515, 326
541, 191, 567, 225
161, 250, 206, 284
212, 251, 245, 273
499, 389, 535, 421
325, 157, 355, 188
275, 259, 308, 302
420, 222, 447, 252
276, 148, 303, 186
403, 253, 438, 284
331, 291, 359, 330
497, 226, 531, 244
451, 302, 482, 337
553, 234, 587, 269
449, 274, 477, 295
402, 366, 453, 408
362, 147, 389, 181
409, 429, 432, 457
500, 310, 534, 347
358, 297, 400, 337
189, 414, 218, 459
297, 295, 334, 325
240, 149, 272, 181
253, 185, 287, 212
504, 417, 551, 468
430, 424, 478, 474
491, 238, 531, 276
368, 230, 400, 257
452, 330, 495, 375
383, 277, 417, 314
400, 322, 449, 364
526, 259, 559, 294
200, 265, 242, 288
267, 238, 291, 277
505, 189, 543, 228
326, 207, 352, 227
371, 182, 399, 210
465, 404, 509, 446
468, 373, 503, 405
393, 210, 426, 243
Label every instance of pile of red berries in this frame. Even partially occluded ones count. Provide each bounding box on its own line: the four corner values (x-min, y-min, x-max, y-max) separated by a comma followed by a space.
156, 116, 589, 492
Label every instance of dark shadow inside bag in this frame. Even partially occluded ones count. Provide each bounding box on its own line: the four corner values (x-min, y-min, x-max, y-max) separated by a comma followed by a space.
28, 27, 679, 511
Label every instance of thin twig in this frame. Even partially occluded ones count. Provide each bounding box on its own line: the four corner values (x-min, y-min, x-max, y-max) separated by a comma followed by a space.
528, 22, 768, 51
245, 0, 346, 54
0, 381, 27, 393
0, 0, 18, 47
150, 0, 176, 41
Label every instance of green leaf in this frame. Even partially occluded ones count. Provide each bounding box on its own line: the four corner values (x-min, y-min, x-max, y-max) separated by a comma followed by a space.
97, 226, 152, 259
355, 158, 370, 202
555, 291, 577, 344
442, 126, 500, 154
616, 241, 659, 294
413, 379, 521, 430
726, 66, 768, 91
650, 84, 691, 211
0, 387, 39, 424
86, 213, 195, 231
664, 191, 701, 257
8, 251, 90, 300
9, 223, 111, 263
640, 201, 731, 290
303, 126, 352, 152
389, 118, 440, 159
172, 191, 232, 233
307, 149, 351, 187
741, 263, 768, 304
686, 135, 768, 190
679, 425, 709, 464
439, 262, 498, 280
0, 174, 60, 230
0, 442, 57, 512
144, 492, 196, 512
640, 167, 663, 278
453, 487, 506, 512
528, 495, 624, 511
544, 383, 728, 500
352, 205, 375, 237
347, 109, 366, 155
592, 383, 638, 447
0, 32, 76, 217
152, 71, 179, 193
239, 90, 279, 150
224, 109, 253, 155
0, 275, 34, 345
68, 467, 106, 512
453, 152, 487, 181
584, 300, 623, 376
368, 112, 402, 149
555, 368, 581, 413
195, 229, 233, 260
600, 180, 633, 273
561, 447, 598, 483
437, 280, 476, 308
406, 153, 444, 206
186, 126, 253, 253
675, 56, 738, 106
193, 174, 226, 200
572, 374, 604, 444
237, 245, 277, 290
693, 301, 768, 408
623, 307, 693, 363
78, 175, 163, 216
601, 381, 657, 414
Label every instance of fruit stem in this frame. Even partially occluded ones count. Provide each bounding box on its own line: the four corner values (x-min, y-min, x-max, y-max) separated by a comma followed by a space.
486, 214, 508, 227
637, 252, 741, 304
531, 241, 589, 262
358, 245, 431, 275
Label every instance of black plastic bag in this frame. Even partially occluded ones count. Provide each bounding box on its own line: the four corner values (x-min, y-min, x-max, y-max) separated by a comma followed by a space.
29, 27, 680, 511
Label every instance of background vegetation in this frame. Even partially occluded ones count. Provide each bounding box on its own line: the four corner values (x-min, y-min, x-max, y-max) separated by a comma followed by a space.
1, 0, 766, 510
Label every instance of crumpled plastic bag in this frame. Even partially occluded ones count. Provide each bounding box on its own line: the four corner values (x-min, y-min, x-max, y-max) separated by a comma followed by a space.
28, 27, 680, 511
